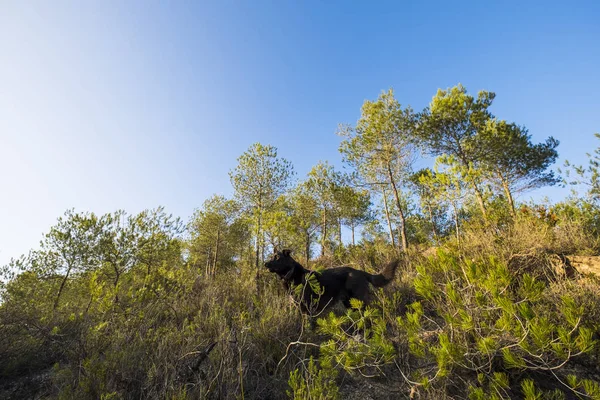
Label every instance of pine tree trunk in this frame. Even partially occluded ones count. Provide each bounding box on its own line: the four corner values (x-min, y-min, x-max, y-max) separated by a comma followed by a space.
113, 267, 120, 304
351, 222, 355, 246
427, 202, 439, 244
321, 208, 327, 257
452, 203, 460, 245
457, 151, 487, 221
261, 232, 266, 267
305, 231, 311, 267
212, 228, 221, 276
206, 248, 211, 276
255, 210, 262, 293
502, 178, 516, 216
472, 183, 488, 221
387, 163, 408, 251
54, 265, 72, 310
382, 187, 396, 248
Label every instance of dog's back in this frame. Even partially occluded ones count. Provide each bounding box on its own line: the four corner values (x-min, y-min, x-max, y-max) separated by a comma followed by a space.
265, 250, 399, 313
318, 261, 399, 308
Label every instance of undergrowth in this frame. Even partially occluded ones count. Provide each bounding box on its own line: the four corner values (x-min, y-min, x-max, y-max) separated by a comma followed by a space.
1, 207, 600, 399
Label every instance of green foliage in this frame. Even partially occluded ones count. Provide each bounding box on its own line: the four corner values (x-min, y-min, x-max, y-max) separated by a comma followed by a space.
1, 237, 302, 399
478, 120, 559, 213
566, 375, 600, 399
229, 142, 295, 272
467, 372, 510, 400
416, 84, 495, 218
305, 161, 344, 256
335, 184, 373, 246
563, 133, 600, 204
317, 301, 396, 376
338, 88, 417, 250
286, 184, 321, 265
409, 168, 451, 244
287, 357, 339, 400
521, 379, 543, 400
229, 143, 295, 211
552, 198, 600, 254
395, 249, 599, 398
188, 195, 248, 277
413, 164, 466, 242
290, 270, 325, 312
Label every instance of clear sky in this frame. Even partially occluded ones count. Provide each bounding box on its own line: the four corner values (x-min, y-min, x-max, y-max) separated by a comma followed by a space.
1, 1, 599, 267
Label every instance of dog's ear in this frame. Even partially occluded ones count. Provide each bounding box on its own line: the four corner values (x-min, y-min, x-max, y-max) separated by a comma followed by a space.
282, 249, 291, 257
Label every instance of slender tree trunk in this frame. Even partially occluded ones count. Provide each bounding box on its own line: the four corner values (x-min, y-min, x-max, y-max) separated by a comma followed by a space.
255, 218, 260, 271
146, 235, 156, 277
457, 151, 487, 221
320, 208, 327, 257
338, 217, 342, 246
387, 163, 408, 251
305, 230, 311, 267
113, 267, 120, 304
54, 265, 72, 310
351, 222, 355, 246
261, 232, 266, 266
451, 203, 460, 245
145, 242, 158, 277
206, 248, 211, 276
255, 209, 262, 293
426, 202, 439, 244
501, 178, 516, 216
382, 187, 396, 248
472, 183, 488, 221
212, 228, 221, 276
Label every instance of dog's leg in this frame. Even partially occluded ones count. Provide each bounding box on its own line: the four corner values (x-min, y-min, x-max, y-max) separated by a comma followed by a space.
346, 279, 371, 309
342, 297, 352, 309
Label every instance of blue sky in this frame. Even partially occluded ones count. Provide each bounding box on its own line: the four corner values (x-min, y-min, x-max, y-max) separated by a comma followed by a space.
1, 1, 599, 266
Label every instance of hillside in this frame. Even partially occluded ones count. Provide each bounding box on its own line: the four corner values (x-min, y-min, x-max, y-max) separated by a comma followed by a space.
2, 86, 600, 399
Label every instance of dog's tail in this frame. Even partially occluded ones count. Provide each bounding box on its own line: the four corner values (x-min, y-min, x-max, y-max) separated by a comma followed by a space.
367, 259, 400, 287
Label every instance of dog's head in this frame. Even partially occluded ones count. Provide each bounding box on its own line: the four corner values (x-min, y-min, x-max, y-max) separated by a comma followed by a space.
264, 249, 298, 280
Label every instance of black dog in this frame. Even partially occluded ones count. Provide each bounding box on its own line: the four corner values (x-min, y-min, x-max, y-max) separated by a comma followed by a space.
264, 249, 399, 314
